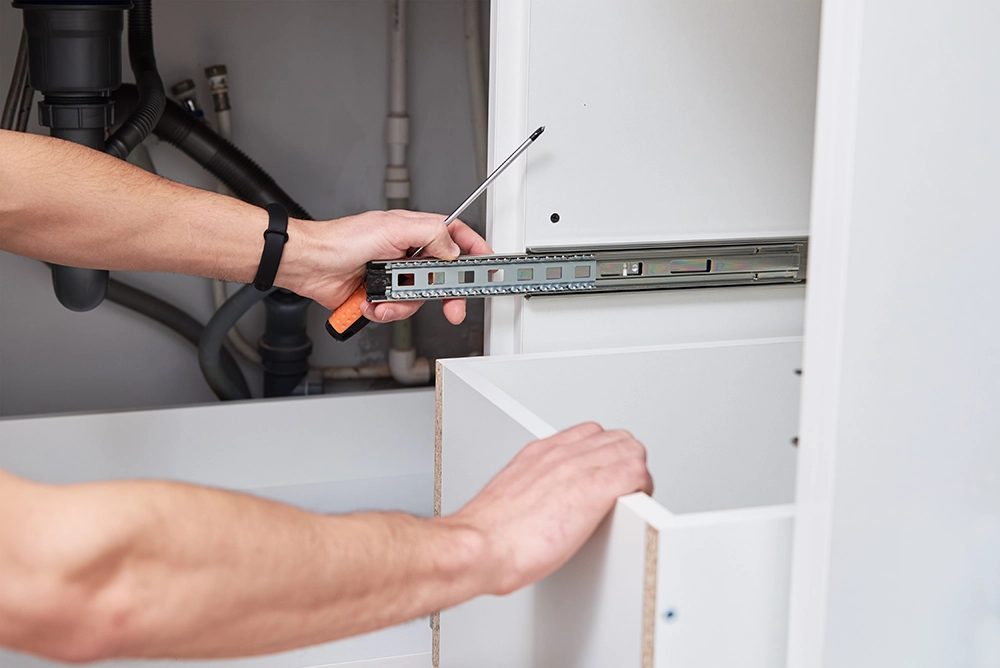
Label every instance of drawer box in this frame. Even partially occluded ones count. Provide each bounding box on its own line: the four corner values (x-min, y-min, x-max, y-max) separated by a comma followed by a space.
436, 338, 802, 667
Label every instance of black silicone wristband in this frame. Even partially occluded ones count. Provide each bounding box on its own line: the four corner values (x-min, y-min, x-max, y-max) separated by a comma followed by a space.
253, 203, 289, 291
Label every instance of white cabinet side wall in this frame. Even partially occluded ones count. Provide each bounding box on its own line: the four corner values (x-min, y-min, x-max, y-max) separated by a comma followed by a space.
437, 365, 546, 667
789, 1, 1000, 666
486, 0, 819, 355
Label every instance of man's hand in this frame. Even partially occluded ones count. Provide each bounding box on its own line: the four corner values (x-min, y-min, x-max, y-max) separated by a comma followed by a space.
279, 210, 492, 326
445, 422, 653, 596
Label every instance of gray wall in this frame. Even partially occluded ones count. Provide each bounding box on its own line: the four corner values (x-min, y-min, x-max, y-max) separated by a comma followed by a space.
0, 0, 488, 417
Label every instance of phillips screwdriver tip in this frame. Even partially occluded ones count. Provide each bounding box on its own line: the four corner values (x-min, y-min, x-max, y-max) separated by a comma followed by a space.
530, 126, 545, 140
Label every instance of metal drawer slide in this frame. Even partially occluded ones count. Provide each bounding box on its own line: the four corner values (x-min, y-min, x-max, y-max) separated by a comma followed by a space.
366, 238, 807, 302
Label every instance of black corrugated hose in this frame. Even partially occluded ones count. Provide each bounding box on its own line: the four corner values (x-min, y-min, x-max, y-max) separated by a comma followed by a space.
113, 85, 311, 218
106, 278, 251, 399
105, 0, 166, 160
199, 284, 276, 401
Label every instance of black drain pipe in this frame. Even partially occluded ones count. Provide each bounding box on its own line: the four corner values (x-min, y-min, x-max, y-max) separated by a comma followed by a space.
259, 291, 313, 397
15, 0, 165, 312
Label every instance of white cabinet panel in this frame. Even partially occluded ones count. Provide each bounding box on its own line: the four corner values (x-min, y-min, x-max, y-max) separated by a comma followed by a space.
520, 284, 806, 354
436, 339, 801, 665
0, 390, 435, 490
651, 500, 793, 667
523, 0, 821, 249
788, 0, 1000, 665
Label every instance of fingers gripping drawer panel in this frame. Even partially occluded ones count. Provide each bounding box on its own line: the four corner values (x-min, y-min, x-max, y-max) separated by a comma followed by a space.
435, 339, 802, 667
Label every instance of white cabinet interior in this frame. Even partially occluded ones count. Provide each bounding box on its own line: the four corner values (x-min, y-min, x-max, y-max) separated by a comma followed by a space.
519, 284, 807, 354
436, 338, 802, 666
522, 0, 821, 250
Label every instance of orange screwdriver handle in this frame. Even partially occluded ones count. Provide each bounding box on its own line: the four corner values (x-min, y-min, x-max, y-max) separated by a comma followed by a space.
325, 283, 371, 341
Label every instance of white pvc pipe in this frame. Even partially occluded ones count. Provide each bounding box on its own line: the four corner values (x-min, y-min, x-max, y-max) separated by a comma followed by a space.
389, 348, 431, 385
322, 364, 393, 380
386, 0, 411, 203
389, 0, 407, 116
384, 0, 429, 385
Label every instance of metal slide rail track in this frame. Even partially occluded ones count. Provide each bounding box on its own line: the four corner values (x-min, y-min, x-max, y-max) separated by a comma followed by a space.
366, 238, 808, 302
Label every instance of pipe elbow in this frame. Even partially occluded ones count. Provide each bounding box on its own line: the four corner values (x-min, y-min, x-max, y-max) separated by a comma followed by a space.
389, 348, 431, 385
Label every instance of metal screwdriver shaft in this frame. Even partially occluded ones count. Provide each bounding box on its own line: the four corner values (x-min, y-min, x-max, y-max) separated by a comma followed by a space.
410, 125, 545, 258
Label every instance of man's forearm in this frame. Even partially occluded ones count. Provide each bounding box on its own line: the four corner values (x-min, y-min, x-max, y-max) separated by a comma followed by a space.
0, 129, 488, 320
0, 473, 488, 661
0, 130, 314, 292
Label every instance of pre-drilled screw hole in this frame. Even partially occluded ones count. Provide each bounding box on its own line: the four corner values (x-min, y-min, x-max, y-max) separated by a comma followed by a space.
550, 213, 560, 223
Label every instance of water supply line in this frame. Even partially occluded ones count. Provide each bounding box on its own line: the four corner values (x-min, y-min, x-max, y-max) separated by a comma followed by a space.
169, 78, 204, 119
205, 65, 232, 158
386, 0, 431, 385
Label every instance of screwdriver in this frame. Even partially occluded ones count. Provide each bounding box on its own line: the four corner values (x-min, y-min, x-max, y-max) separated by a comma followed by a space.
326, 126, 546, 341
